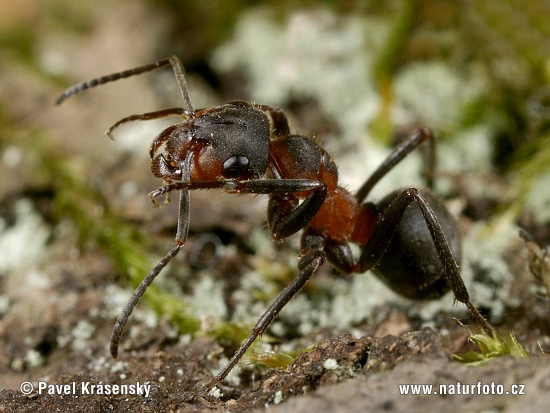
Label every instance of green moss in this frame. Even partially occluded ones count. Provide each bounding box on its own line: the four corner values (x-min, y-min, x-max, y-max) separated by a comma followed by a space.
370, 0, 415, 85
454, 327, 530, 366
45, 0, 99, 35
243, 351, 295, 370
209, 322, 252, 349
0, 28, 36, 64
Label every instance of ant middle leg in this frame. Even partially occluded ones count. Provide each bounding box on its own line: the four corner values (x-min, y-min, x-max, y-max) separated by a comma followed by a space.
214, 233, 326, 383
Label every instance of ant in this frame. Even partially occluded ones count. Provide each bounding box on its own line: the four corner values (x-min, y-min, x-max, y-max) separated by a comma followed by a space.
57, 56, 493, 385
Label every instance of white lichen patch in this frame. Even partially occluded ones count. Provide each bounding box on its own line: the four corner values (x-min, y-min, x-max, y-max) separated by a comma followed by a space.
329, 273, 405, 328
24, 349, 45, 368
0, 295, 9, 315
109, 360, 129, 374
461, 221, 520, 320
208, 386, 223, 399
273, 390, 284, 405
71, 319, 96, 351
187, 272, 227, 323
323, 358, 339, 370
103, 284, 157, 327
2, 145, 23, 168
0, 199, 50, 273
211, 8, 382, 142
393, 61, 487, 131
437, 125, 495, 175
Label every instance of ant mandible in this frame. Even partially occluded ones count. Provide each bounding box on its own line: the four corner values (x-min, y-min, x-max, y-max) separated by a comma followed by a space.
57, 56, 493, 384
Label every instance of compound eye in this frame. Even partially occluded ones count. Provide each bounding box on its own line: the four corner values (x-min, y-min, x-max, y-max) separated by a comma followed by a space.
222, 155, 251, 177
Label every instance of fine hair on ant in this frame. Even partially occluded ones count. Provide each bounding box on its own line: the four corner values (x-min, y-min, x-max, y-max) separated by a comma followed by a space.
57, 55, 493, 386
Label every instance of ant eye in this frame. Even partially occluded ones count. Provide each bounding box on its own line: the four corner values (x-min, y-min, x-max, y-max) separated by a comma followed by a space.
223, 155, 251, 177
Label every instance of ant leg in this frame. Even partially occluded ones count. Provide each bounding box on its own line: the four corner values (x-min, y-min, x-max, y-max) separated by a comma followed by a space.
110, 152, 193, 358
221, 178, 324, 195
215, 244, 325, 383
151, 178, 327, 239
151, 178, 324, 196
255, 104, 290, 137
355, 187, 492, 334
56, 55, 194, 113
356, 128, 436, 203
150, 184, 178, 203
106, 108, 189, 139
229, 180, 328, 238
174, 157, 192, 244
267, 188, 327, 239
110, 244, 182, 358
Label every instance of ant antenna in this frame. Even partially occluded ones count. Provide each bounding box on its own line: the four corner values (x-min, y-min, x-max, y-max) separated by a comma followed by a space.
56, 56, 195, 114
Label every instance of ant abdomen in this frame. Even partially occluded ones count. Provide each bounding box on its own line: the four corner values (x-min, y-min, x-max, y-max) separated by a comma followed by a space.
373, 188, 462, 300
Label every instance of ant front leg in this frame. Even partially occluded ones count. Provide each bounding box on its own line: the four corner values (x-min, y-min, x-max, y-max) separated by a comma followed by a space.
151, 178, 327, 230
355, 187, 493, 334
110, 152, 193, 358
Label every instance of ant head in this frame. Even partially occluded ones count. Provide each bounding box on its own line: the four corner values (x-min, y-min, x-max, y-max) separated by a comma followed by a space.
189, 101, 271, 180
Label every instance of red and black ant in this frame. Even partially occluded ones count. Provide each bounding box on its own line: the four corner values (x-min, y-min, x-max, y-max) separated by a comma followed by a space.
57, 56, 493, 384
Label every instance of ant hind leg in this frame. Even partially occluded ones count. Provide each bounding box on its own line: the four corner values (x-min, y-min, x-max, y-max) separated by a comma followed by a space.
356, 128, 436, 203
355, 187, 493, 334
